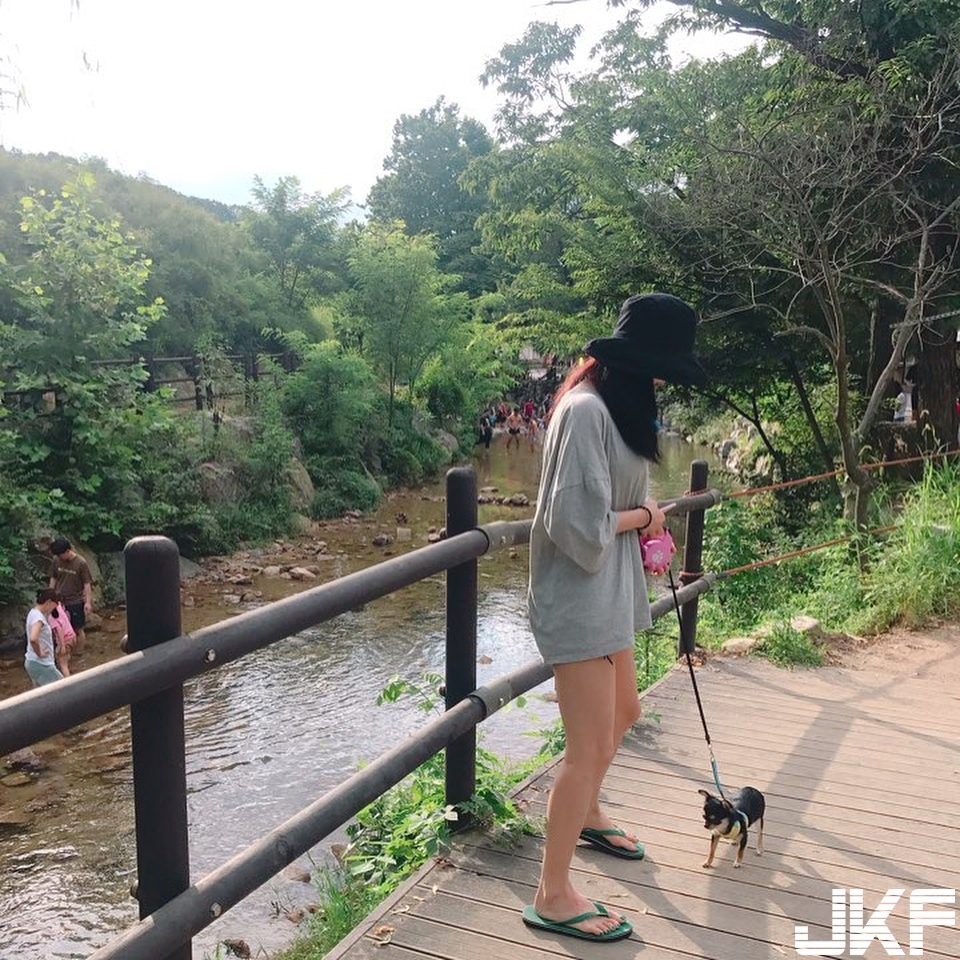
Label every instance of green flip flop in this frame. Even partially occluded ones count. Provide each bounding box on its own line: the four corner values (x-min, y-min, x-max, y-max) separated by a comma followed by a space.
579, 827, 645, 860
522, 901, 633, 942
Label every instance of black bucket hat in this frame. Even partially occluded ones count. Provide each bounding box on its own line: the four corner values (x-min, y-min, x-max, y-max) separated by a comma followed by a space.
583, 293, 707, 386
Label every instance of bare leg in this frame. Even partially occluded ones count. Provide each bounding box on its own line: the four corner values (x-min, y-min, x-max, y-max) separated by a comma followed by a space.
56, 645, 71, 678
74, 627, 85, 657
533, 656, 624, 937
583, 647, 642, 851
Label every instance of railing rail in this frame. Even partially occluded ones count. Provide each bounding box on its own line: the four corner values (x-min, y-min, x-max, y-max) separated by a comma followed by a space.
0, 522, 527, 756
0, 463, 721, 960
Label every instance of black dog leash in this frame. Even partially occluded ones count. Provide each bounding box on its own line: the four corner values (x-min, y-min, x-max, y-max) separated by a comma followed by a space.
667, 567, 728, 800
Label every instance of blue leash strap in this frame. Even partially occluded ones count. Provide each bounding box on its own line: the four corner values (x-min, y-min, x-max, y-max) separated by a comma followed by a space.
667, 568, 728, 800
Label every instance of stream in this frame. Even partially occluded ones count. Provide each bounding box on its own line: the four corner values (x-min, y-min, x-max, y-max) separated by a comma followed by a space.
0, 432, 718, 959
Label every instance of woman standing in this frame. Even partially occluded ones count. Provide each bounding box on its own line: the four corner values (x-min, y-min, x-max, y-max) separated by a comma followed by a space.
523, 293, 705, 942
24, 588, 65, 688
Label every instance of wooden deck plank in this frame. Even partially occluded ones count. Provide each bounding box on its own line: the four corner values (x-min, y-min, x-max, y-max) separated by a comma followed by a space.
329, 656, 960, 960
452, 836, 956, 952
598, 766, 957, 838
604, 752, 958, 823
598, 760, 958, 830
417, 854, 957, 959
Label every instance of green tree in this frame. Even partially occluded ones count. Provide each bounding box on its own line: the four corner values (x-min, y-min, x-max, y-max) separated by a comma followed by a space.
0, 173, 168, 542
348, 223, 467, 424
367, 98, 496, 295
612, 0, 960, 459
414, 319, 517, 425
481, 12, 960, 525
246, 175, 350, 309
7, 172, 165, 376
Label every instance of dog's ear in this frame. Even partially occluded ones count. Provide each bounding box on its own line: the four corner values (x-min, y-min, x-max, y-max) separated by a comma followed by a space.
698, 789, 713, 799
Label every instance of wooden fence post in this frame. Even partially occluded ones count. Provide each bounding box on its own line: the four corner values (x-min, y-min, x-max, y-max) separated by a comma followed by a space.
125, 536, 191, 960
679, 460, 709, 656
444, 467, 478, 816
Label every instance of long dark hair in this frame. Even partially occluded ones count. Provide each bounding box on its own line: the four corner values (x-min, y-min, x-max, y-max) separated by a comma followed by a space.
550, 358, 660, 462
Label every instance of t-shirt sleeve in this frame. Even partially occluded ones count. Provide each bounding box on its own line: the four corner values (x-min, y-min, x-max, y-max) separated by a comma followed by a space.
80, 559, 92, 585
540, 401, 618, 573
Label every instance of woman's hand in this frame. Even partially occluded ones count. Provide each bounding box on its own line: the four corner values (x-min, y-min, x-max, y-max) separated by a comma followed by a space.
616, 499, 668, 536
641, 498, 667, 537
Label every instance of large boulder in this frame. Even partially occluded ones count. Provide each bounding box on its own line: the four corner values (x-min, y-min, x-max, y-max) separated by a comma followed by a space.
0, 604, 25, 656
199, 462, 241, 505
285, 459, 316, 514
97, 551, 127, 605
434, 430, 460, 456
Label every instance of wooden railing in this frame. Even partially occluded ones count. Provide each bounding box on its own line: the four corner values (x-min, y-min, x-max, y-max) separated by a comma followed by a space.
0, 462, 721, 959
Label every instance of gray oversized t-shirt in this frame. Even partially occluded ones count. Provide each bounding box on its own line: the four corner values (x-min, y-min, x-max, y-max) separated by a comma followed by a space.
527, 383, 651, 664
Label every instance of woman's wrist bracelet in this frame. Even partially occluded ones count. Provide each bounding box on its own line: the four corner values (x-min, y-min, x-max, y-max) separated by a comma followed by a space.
637, 505, 652, 531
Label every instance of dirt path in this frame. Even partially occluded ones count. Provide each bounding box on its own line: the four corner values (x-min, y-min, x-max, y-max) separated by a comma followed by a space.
827, 621, 960, 685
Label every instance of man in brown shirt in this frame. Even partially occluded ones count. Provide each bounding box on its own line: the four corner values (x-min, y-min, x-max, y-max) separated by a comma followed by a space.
49, 537, 93, 656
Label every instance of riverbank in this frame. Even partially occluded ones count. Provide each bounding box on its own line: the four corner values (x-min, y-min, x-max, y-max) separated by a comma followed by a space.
0, 443, 544, 702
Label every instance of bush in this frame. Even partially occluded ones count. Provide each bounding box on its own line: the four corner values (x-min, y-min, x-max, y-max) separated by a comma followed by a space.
374, 402, 450, 489
282, 343, 379, 462
283, 344, 449, 509
309, 461, 381, 519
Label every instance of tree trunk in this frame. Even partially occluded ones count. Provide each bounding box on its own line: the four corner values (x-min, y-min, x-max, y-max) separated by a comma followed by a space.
915, 321, 957, 450
749, 395, 791, 480
388, 364, 396, 427
866, 296, 895, 394
783, 355, 839, 493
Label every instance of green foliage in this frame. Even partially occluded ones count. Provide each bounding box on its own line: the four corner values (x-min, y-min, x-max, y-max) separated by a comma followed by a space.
367, 98, 496, 295
276, 866, 382, 960
270, 670, 541, 960
855, 460, 960, 632
281, 343, 450, 517
0, 177, 224, 584
635, 619, 681, 690
245, 175, 351, 309
375, 404, 450, 488
756, 622, 823, 667
309, 465, 381, 520
697, 456, 960, 649
345, 751, 455, 889
376, 672, 444, 712
206, 381, 296, 545
698, 498, 786, 636
343, 678, 534, 893
347, 223, 468, 423
414, 321, 516, 427
282, 342, 379, 460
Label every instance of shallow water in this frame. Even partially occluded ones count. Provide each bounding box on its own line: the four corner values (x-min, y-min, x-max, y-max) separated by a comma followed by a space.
0, 434, 718, 959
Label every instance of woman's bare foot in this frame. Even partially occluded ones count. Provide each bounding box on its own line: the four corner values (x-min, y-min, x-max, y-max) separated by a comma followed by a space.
532, 888, 624, 936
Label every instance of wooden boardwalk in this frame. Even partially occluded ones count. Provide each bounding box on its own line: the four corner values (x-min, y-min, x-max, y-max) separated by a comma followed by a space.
328, 655, 960, 960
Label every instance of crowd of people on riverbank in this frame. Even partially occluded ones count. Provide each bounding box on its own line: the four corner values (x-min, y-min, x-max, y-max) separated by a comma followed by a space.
477, 396, 552, 453
22, 536, 93, 688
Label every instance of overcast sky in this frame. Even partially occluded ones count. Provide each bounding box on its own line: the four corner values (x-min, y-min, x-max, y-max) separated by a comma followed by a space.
0, 0, 752, 208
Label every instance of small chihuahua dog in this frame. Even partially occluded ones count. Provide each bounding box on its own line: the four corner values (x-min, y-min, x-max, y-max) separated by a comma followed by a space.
699, 786, 765, 869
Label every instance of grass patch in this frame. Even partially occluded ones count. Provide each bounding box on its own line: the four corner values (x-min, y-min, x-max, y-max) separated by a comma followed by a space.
698, 459, 960, 649
755, 622, 823, 667
276, 866, 381, 960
